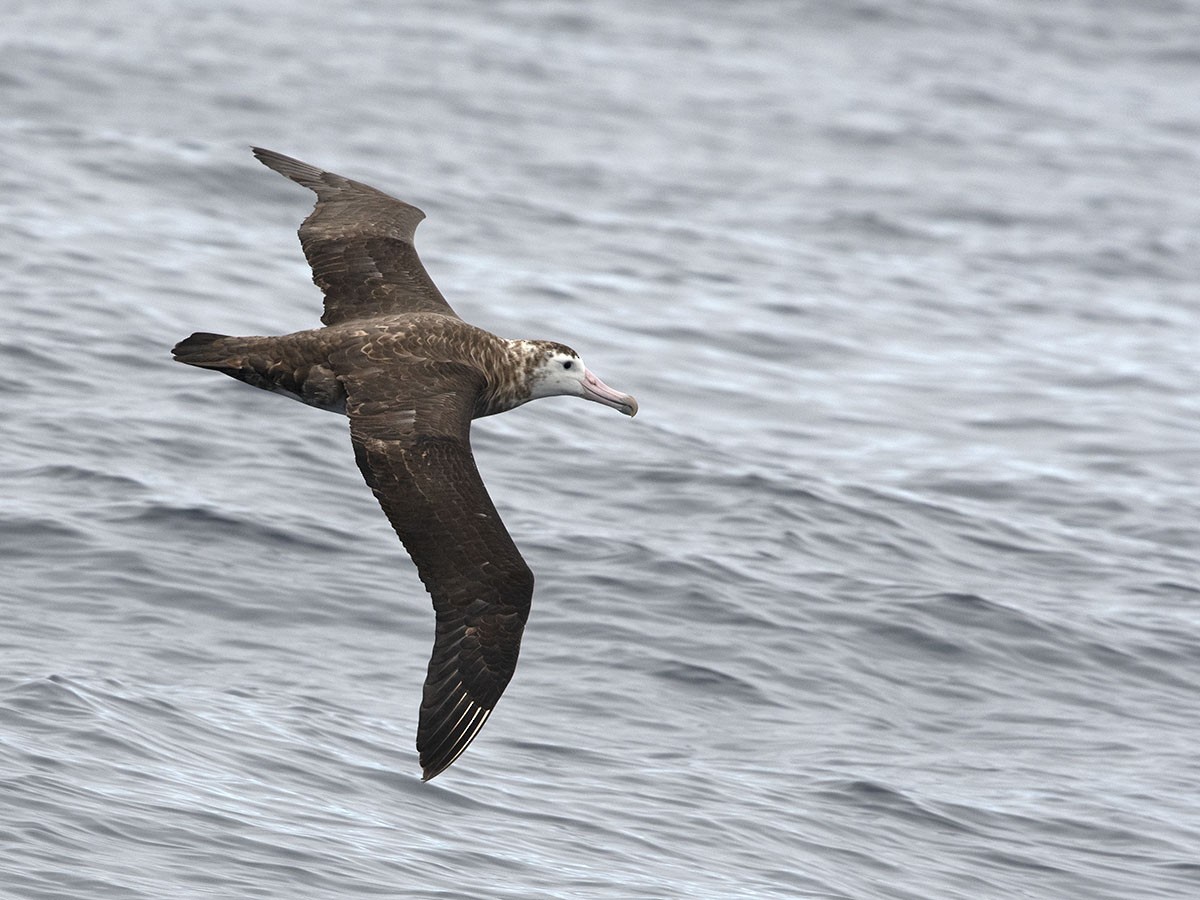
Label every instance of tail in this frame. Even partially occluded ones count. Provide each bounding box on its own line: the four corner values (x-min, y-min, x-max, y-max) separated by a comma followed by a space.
171, 331, 344, 412
172, 332, 241, 370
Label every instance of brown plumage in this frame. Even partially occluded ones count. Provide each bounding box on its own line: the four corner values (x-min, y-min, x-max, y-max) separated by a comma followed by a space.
173, 149, 637, 781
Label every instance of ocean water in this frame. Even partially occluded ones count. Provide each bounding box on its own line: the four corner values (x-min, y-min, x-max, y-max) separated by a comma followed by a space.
3, 0, 1199, 897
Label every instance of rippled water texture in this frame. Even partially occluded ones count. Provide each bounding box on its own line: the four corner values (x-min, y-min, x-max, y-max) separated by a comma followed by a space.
3, 1, 1199, 897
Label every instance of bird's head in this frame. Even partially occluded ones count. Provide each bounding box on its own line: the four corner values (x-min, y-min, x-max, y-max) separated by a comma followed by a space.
524, 342, 638, 417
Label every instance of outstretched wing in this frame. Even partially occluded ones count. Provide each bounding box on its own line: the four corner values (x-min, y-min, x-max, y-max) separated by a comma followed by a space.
252, 147, 460, 325
335, 348, 532, 780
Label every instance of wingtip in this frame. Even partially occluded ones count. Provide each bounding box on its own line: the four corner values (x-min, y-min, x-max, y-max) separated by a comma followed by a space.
420, 757, 455, 783
417, 704, 494, 783
418, 758, 458, 783
250, 146, 327, 189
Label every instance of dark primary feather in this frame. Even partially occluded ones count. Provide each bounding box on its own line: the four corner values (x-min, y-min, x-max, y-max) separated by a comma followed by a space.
252, 147, 459, 325
334, 348, 533, 781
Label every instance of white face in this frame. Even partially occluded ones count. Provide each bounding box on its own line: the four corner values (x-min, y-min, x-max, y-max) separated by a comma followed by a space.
530, 351, 589, 399
530, 350, 638, 416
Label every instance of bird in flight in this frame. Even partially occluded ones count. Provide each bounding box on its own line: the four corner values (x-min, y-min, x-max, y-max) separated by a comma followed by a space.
173, 148, 637, 780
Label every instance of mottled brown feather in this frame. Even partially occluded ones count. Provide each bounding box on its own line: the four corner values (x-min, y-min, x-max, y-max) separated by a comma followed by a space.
331, 345, 533, 781
252, 147, 459, 325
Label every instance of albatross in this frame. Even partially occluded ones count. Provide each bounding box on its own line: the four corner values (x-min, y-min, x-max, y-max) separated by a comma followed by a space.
172, 148, 637, 781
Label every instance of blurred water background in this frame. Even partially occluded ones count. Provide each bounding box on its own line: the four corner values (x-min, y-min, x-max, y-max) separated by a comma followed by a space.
2, 1, 1199, 897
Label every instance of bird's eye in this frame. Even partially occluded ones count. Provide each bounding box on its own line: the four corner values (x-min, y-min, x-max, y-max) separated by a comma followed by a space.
562, 360, 573, 369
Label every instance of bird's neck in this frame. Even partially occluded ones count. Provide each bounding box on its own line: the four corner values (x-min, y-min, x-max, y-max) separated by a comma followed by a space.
472, 338, 543, 417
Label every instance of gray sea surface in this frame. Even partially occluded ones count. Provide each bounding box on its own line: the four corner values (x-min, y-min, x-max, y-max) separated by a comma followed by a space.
3, 0, 1200, 897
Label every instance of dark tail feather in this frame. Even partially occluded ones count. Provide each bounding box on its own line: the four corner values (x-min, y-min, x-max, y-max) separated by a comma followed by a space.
172, 332, 310, 403
172, 332, 238, 369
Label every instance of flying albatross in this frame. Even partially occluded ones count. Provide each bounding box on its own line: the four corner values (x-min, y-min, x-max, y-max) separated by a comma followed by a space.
172, 148, 637, 781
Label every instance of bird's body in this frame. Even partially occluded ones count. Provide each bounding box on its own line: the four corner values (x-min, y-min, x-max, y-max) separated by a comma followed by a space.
173, 149, 636, 781
175, 314, 573, 418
